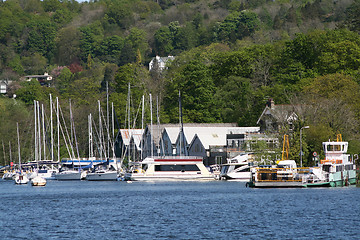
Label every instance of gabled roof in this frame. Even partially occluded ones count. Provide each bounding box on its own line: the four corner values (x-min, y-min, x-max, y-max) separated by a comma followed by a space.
120, 129, 143, 147
256, 105, 298, 125
184, 126, 259, 149
146, 123, 238, 147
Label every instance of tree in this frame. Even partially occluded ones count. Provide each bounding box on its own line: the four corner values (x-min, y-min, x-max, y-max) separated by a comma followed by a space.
154, 26, 173, 55
55, 26, 81, 66
21, 53, 47, 75
344, 0, 360, 33
164, 59, 217, 123
26, 18, 57, 61
15, 80, 56, 105
216, 11, 259, 42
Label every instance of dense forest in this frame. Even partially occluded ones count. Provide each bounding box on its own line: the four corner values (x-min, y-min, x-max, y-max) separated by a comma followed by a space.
1, 0, 360, 166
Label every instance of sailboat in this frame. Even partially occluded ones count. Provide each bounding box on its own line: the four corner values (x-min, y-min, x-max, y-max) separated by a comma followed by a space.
55, 97, 87, 180
14, 123, 29, 185
27, 99, 57, 181
86, 88, 119, 181
86, 82, 119, 181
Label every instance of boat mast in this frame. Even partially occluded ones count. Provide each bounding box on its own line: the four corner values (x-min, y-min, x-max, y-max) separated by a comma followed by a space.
57, 97, 60, 162
50, 94, 54, 161
150, 93, 153, 158
16, 122, 21, 172
42, 104, 46, 160
34, 100, 38, 162
179, 91, 187, 156
89, 113, 93, 158
128, 82, 131, 163
2, 141, 5, 168
98, 100, 103, 160
69, 100, 80, 159
9, 141, 11, 165
37, 101, 41, 161
112, 102, 115, 160
107, 81, 110, 159
141, 95, 144, 160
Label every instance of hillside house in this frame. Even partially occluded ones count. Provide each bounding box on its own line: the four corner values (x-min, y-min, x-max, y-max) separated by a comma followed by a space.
257, 98, 299, 133
149, 55, 175, 72
22, 72, 53, 86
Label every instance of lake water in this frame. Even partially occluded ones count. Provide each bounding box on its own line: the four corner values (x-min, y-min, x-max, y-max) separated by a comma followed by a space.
0, 180, 359, 239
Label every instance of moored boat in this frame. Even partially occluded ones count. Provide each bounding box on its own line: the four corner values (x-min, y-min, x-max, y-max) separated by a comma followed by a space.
220, 154, 252, 181
304, 138, 356, 187
55, 170, 86, 180
31, 176, 46, 186
248, 160, 309, 188
126, 156, 215, 181
14, 172, 29, 185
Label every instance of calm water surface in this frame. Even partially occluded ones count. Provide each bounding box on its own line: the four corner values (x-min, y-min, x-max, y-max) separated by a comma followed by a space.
0, 180, 359, 239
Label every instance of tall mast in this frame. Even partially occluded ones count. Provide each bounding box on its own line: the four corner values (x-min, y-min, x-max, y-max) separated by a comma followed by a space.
8, 141, 12, 165
37, 101, 41, 161
57, 97, 60, 162
112, 102, 115, 159
42, 104, 46, 160
128, 82, 131, 162
98, 100, 103, 160
34, 100, 38, 162
69, 99, 80, 159
178, 91, 187, 156
50, 94, 54, 161
141, 95, 144, 160
2, 141, 5, 167
89, 114, 93, 158
107, 81, 110, 159
150, 93, 153, 158
179, 91, 182, 156
16, 122, 21, 171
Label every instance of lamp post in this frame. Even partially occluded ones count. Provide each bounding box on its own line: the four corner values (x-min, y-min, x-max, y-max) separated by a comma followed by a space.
300, 126, 309, 167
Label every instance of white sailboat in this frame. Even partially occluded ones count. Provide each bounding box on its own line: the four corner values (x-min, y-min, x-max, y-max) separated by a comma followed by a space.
14, 123, 29, 185
86, 92, 118, 181
55, 98, 87, 180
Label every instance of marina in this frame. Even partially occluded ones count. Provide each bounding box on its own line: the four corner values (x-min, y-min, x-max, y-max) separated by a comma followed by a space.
0, 180, 359, 239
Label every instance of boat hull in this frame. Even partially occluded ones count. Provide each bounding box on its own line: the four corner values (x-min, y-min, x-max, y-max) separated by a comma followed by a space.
86, 171, 118, 181
31, 176, 47, 186
14, 174, 29, 185
55, 171, 83, 180
248, 181, 305, 188
127, 172, 215, 181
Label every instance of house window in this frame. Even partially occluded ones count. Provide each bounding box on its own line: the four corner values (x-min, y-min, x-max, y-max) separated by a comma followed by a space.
216, 156, 222, 165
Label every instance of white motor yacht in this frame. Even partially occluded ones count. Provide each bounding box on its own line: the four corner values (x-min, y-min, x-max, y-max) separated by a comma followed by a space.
126, 156, 215, 181
220, 154, 252, 181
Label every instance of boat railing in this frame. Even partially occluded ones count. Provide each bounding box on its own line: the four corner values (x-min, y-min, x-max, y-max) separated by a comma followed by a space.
254, 167, 311, 182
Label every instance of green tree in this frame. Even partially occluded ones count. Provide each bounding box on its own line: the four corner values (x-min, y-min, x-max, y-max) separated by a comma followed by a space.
154, 26, 173, 55
55, 26, 81, 66
26, 18, 57, 61
15, 80, 56, 105
216, 11, 259, 42
164, 60, 217, 123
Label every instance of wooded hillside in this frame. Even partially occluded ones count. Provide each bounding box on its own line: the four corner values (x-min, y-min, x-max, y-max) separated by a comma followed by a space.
1, 0, 360, 165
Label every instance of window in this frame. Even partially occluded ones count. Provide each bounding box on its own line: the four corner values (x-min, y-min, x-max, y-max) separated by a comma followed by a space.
155, 165, 200, 171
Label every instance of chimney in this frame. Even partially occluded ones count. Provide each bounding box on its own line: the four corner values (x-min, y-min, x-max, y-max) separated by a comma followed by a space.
266, 98, 275, 109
